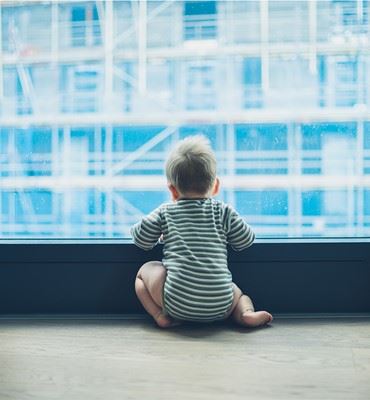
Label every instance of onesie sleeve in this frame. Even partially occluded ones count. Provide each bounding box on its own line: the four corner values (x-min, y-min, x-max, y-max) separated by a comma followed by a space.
130, 206, 163, 251
223, 204, 255, 251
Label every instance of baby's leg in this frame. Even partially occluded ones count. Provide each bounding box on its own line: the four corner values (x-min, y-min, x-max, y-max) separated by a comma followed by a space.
229, 283, 273, 327
135, 261, 178, 328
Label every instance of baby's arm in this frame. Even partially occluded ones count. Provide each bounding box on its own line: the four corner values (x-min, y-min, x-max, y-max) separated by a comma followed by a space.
130, 207, 162, 250
223, 205, 255, 251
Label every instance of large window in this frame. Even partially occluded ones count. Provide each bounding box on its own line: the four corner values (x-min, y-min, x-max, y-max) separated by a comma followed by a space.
1, 0, 369, 238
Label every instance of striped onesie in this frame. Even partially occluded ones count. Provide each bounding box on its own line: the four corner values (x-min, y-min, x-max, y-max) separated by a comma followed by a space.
131, 198, 255, 322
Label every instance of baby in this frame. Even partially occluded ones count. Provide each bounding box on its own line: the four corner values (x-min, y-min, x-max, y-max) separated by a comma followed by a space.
131, 135, 273, 328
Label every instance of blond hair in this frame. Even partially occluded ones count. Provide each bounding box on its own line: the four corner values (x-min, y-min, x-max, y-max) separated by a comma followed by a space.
165, 135, 216, 196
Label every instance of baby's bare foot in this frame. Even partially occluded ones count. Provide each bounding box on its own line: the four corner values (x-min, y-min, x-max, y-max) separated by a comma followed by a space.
241, 311, 273, 327
155, 312, 181, 329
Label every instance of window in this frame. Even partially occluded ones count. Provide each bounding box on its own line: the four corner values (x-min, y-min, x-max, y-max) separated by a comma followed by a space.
268, 56, 317, 108
60, 64, 102, 113
186, 62, 216, 110
70, 3, 101, 47
184, 1, 217, 41
318, 56, 363, 107
236, 124, 288, 175
243, 58, 262, 108
1, 0, 369, 238
1, 4, 51, 54
269, 0, 309, 43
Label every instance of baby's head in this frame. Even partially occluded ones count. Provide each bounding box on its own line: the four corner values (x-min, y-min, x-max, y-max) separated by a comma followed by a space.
165, 135, 219, 200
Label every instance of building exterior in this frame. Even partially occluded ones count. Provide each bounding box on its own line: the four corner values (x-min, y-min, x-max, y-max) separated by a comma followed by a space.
0, 0, 369, 238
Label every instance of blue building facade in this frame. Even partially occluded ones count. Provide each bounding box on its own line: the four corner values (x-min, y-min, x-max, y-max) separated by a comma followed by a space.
0, 0, 369, 237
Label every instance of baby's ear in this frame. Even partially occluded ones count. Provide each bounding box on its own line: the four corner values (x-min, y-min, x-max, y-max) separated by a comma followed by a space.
212, 177, 220, 196
168, 184, 180, 200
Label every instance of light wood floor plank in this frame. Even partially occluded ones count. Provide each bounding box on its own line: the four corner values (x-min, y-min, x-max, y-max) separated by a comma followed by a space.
0, 317, 369, 400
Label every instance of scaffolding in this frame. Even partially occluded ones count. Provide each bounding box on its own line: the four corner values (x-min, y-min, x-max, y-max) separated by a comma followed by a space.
0, 0, 370, 238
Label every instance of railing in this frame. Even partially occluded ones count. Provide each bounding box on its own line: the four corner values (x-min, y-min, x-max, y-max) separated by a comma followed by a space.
183, 14, 217, 41
58, 21, 102, 49
0, 209, 369, 238
243, 85, 263, 109
0, 149, 367, 178
1, 82, 366, 118
317, 0, 369, 41
248, 86, 365, 110
59, 93, 101, 113
2, 4, 370, 58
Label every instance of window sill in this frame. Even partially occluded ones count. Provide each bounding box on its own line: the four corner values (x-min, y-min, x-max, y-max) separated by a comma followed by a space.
0, 239, 369, 315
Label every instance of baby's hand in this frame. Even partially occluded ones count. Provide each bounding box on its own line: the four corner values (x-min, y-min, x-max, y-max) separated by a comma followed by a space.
159, 234, 164, 244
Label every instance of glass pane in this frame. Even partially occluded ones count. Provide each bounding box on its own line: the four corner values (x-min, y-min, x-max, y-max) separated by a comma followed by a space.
1, 0, 369, 238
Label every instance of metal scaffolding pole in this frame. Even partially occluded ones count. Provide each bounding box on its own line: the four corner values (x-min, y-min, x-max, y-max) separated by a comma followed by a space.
51, 1, 60, 114
114, 0, 173, 50
2, 173, 369, 191
226, 123, 236, 208
308, 0, 317, 74
357, 120, 365, 235
357, 0, 363, 21
138, 0, 147, 94
104, 124, 113, 237
62, 124, 72, 237
287, 122, 302, 236
51, 124, 59, 230
0, 5, 3, 101
51, 0, 59, 64
104, 0, 114, 111
260, 0, 269, 92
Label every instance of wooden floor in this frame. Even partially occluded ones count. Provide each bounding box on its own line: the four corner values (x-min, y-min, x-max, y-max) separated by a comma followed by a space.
0, 316, 369, 400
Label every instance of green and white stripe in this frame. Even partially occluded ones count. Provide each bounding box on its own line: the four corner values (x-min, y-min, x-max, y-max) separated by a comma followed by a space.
131, 198, 255, 322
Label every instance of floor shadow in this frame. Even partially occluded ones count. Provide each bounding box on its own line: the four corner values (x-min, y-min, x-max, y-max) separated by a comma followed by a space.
161, 319, 274, 338
227, 322, 274, 334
